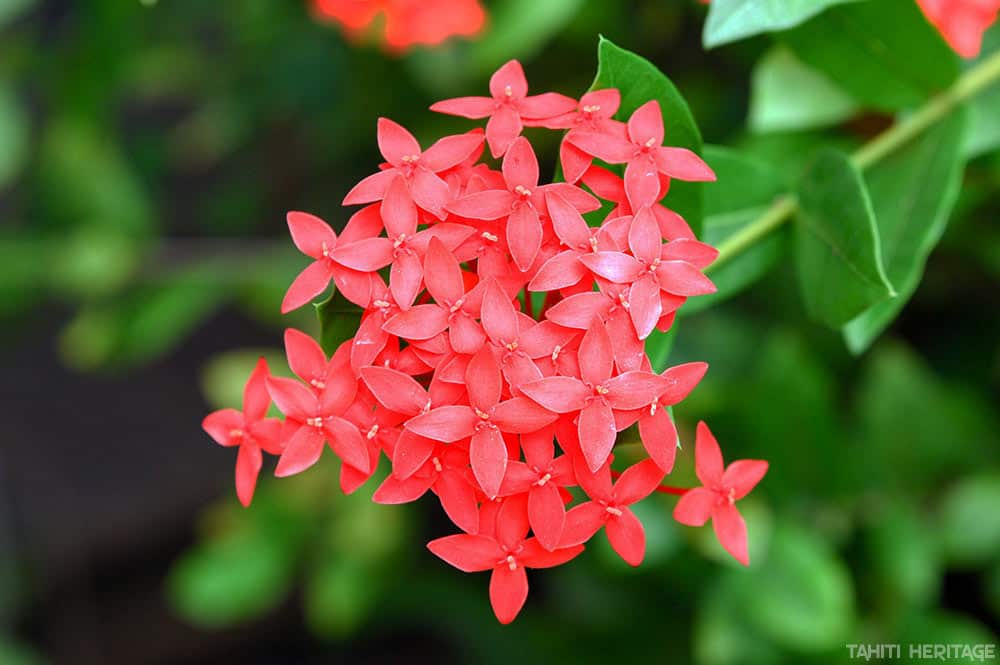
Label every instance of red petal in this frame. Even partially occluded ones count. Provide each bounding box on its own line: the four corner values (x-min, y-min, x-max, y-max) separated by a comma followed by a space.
331, 238, 394, 272
496, 493, 531, 548
713, 502, 749, 566
340, 203, 384, 244
506, 204, 542, 272
242, 357, 272, 422
274, 427, 324, 477
449, 314, 487, 355
658, 361, 708, 404
638, 407, 679, 473
489, 59, 528, 99
391, 429, 436, 479
559, 501, 606, 546
604, 371, 669, 410
613, 458, 665, 505
578, 251, 641, 283
430, 96, 495, 119
202, 409, 243, 447
481, 279, 519, 346
489, 565, 528, 624
625, 160, 662, 211
266, 376, 315, 421
410, 168, 452, 219
544, 292, 611, 329
359, 366, 429, 417
428, 534, 503, 572
350, 314, 388, 373
390, 250, 423, 310
485, 106, 523, 158
528, 483, 565, 551
519, 427, 554, 470
519, 92, 578, 119
382, 304, 449, 340
673, 487, 715, 526
405, 405, 477, 442
422, 132, 485, 172
471, 428, 508, 499
722, 460, 768, 500
323, 416, 370, 473
492, 397, 558, 433
502, 136, 539, 190
546, 190, 590, 248
234, 443, 263, 507
435, 470, 480, 534
527, 250, 587, 292
520, 539, 584, 568
606, 506, 645, 566
284, 328, 326, 385
281, 260, 334, 313
629, 276, 662, 341
286, 211, 336, 258
447, 190, 515, 220
579, 320, 614, 387
578, 401, 616, 472
332, 268, 374, 308
422, 236, 464, 305
519, 377, 589, 413
695, 421, 725, 487
607, 308, 644, 372
654, 147, 716, 182
377, 117, 421, 165
626, 100, 664, 146
628, 207, 662, 264
559, 140, 593, 185
342, 169, 397, 206
567, 131, 634, 163
373, 473, 433, 504
661, 238, 719, 269
380, 176, 418, 239
466, 345, 502, 412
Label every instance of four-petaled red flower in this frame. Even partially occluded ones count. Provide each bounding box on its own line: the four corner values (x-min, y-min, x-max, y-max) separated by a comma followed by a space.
673, 422, 769, 566
204, 58, 769, 624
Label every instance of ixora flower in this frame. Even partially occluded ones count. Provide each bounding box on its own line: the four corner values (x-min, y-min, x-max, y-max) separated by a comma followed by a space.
202, 59, 769, 623
312, 0, 487, 53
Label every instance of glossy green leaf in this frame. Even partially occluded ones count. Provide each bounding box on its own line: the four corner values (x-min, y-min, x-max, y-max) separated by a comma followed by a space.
749, 46, 857, 134
963, 30, 1000, 158
844, 108, 968, 353
591, 37, 704, 236
939, 473, 1000, 566
794, 148, 895, 327
684, 145, 787, 315
703, 0, 854, 48
314, 290, 363, 356
780, 0, 960, 111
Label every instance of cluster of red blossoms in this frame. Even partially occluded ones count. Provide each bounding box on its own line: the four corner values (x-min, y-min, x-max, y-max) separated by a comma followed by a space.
312, 0, 486, 53
202, 60, 768, 623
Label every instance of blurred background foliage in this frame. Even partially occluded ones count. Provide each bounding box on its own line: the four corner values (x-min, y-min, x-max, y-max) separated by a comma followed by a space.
1, 1, 999, 664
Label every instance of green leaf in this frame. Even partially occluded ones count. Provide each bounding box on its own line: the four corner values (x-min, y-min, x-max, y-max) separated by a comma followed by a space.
200, 348, 290, 412
0, 0, 35, 28
938, 473, 1000, 567
305, 557, 379, 639
645, 322, 679, 371
865, 503, 941, 610
684, 145, 787, 315
749, 46, 857, 134
844, 108, 968, 353
794, 148, 894, 327
780, 0, 960, 111
896, 612, 996, 665
703, 0, 854, 49
591, 37, 705, 237
0, 83, 29, 189
0, 639, 42, 665
314, 290, 363, 356
963, 29, 1000, 158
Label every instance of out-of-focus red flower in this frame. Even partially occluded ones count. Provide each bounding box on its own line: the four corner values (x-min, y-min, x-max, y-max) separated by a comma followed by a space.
917, 0, 1000, 58
312, 0, 487, 53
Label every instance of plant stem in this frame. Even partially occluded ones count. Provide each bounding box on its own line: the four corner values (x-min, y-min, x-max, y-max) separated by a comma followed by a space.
707, 49, 1000, 273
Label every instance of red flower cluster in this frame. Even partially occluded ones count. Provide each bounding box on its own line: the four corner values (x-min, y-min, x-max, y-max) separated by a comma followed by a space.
202, 59, 768, 623
312, 0, 486, 53
916, 0, 1000, 58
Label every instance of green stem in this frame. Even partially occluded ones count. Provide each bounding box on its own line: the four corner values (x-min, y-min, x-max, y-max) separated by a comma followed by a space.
707, 49, 1000, 273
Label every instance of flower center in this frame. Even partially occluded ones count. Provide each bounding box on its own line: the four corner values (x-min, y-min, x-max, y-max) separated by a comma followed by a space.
310, 378, 326, 390
535, 472, 552, 487
582, 104, 601, 114
514, 184, 532, 199
481, 231, 499, 243
431, 456, 442, 472
366, 424, 379, 440
605, 505, 623, 517
550, 344, 562, 362
306, 417, 323, 428
505, 341, 518, 352
321, 241, 332, 258
594, 384, 609, 396
503, 85, 513, 98
474, 408, 491, 421
229, 429, 244, 439
505, 554, 517, 571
